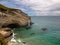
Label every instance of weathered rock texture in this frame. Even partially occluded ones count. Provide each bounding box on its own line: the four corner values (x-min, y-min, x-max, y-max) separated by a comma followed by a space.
0, 4, 32, 44
0, 4, 32, 28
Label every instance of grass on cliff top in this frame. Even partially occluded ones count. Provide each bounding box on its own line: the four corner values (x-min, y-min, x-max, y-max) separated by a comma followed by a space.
0, 4, 29, 16
0, 4, 17, 11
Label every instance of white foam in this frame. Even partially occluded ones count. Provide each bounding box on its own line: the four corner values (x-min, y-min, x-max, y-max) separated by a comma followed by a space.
17, 39, 21, 42
11, 31, 17, 42
11, 38, 17, 42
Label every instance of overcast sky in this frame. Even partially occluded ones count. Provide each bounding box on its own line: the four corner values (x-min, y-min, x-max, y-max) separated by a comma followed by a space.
0, 0, 60, 16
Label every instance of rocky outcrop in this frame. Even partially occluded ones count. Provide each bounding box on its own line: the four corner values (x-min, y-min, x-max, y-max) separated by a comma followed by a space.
0, 4, 32, 29
0, 4, 32, 44
0, 33, 8, 45
0, 28, 13, 42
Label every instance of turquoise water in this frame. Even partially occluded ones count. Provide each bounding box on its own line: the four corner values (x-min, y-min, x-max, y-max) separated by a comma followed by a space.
14, 16, 60, 45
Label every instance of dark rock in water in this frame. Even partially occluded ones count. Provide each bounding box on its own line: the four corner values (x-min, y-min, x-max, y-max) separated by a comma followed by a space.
26, 26, 32, 29
41, 28, 47, 31
30, 22, 34, 25
22, 41, 26, 44
30, 33, 35, 35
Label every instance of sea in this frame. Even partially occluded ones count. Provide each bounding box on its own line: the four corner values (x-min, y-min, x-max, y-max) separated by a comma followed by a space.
13, 16, 60, 45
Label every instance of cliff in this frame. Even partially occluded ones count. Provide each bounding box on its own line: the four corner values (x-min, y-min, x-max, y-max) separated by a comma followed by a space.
0, 4, 32, 29
0, 4, 32, 44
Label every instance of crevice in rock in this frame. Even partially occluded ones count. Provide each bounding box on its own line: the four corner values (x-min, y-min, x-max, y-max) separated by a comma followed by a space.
2, 23, 20, 29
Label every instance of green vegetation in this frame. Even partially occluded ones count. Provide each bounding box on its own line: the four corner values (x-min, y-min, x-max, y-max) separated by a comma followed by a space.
0, 4, 17, 11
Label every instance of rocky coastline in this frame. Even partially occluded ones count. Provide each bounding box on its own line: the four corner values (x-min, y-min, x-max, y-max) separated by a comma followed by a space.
0, 4, 32, 45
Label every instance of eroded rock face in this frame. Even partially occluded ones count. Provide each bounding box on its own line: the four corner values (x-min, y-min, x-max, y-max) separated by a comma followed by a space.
0, 33, 8, 45
0, 28, 12, 45
0, 4, 32, 43
0, 28, 12, 38
0, 4, 32, 28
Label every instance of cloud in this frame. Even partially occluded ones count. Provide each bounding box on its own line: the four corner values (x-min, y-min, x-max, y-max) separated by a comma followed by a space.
13, 0, 60, 10
12, 0, 60, 16
0, 0, 60, 16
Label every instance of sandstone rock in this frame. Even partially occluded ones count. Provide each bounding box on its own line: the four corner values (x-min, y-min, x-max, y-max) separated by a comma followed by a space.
0, 4, 32, 44
0, 4, 32, 29
0, 33, 8, 45
0, 28, 13, 42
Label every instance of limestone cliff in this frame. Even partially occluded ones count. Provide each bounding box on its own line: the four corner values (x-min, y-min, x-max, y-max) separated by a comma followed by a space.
0, 4, 32, 28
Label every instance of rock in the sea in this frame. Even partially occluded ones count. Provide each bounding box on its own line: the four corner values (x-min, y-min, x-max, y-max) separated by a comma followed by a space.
41, 28, 47, 31
22, 41, 26, 44
31, 33, 35, 35
0, 4, 32, 29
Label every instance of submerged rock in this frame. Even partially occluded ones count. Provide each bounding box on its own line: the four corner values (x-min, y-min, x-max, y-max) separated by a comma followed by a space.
26, 26, 32, 29
30, 33, 35, 35
41, 28, 47, 31
22, 41, 26, 44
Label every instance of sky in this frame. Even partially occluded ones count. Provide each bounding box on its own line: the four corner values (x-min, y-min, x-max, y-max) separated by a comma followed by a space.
0, 0, 60, 16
